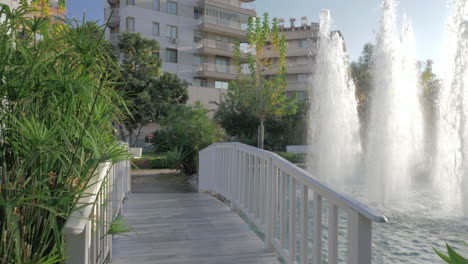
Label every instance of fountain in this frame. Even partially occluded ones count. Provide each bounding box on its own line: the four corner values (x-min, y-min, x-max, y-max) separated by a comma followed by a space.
306, 0, 468, 262
364, 0, 424, 206
307, 9, 361, 188
433, 0, 468, 216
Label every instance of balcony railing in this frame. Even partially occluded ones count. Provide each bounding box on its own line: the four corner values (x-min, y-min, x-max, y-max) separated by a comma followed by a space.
207, 0, 256, 11
198, 16, 247, 31
198, 63, 238, 75
198, 39, 235, 51
199, 143, 387, 264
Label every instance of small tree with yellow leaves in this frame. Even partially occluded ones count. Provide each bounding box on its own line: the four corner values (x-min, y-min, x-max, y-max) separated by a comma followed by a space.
231, 13, 296, 149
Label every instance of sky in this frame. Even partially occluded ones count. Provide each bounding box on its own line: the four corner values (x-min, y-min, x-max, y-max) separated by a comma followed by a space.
67, 0, 450, 72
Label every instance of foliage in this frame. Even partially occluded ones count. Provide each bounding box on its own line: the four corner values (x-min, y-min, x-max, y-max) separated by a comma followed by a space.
275, 152, 306, 164
434, 244, 468, 264
214, 96, 308, 151
150, 156, 171, 169
0, 6, 128, 263
166, 147, 192, 173
107, 216, 137, 236
231, 13, 297, 148
153, 103, 224, 174
350, 43, 374, 143
418, 60, 441, 153
116, 32, 188, 145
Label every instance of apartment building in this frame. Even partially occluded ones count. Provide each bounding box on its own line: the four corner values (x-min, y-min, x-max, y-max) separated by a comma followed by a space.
103, 0, 256, 109
264, 17, 319, 99
0, 0, 66, 18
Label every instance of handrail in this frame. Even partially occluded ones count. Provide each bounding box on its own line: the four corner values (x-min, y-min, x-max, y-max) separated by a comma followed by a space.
63, 162, 112, 235
63, 144, 131, 264
199, 142, 387, 264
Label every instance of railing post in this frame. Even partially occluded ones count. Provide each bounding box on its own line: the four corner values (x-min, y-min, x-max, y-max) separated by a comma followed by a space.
347, 211, 372, 264
64, 223, 90, 264
264, 157, 274, 250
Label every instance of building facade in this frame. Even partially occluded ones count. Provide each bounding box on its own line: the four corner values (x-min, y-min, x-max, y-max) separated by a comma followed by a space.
103, 0, 256, 110
264, 17, 319, 99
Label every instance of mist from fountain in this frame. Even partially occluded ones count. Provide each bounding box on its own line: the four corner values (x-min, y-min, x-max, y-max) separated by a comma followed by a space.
363, 0, 424, 207
433, 0, 468, 216
307, 10, 361, 188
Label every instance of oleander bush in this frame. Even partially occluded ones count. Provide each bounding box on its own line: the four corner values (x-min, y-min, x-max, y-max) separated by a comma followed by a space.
0, 5, 128, 263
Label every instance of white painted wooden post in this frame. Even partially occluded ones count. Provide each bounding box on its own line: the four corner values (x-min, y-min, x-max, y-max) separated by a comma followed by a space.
289, 177, 297, 264
64, 223, 90, 264
264, 157, 274, 250
328, 204, 339, 264
280, 171, 286, 248
347, 211, 372, 264
300, 185, 309, 264
271, 165, 279, 249
313, 193, 322, 264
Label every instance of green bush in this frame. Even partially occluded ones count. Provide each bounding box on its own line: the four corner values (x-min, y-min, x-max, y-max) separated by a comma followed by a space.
0, 7, 128, 263
276, 152, 306, 164
153, 102, 224, 174
150, 156, 171, 169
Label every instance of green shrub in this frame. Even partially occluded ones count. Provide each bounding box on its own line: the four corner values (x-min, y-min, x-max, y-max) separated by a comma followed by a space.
276, 152, 306, 164
166, 147, 193, 173
153, 102, 224, 174
0, 7, 128, 263
150, 156, 171, 169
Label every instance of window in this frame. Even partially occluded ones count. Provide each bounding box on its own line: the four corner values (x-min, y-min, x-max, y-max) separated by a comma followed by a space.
215, 81, 229, 89
297, 74, 308, 82
215, 56, 230, 72
193, 31, 203, 43
126, 17, 135, 32
194, 7, 203, 19
152, 22, 159, 36
167, 1, 178, 15
193, 55, 204, 65
126, 0, 135, 5
167, 25, 178, 38
298, 39, 308, 48
153, 0, 160, 10
166, 49, 178, 63
193, 78, 207, 87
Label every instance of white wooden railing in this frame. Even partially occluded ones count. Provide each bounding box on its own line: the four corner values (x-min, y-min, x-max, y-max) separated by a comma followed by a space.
199, 143, 387, 264
63, 148, 131, 264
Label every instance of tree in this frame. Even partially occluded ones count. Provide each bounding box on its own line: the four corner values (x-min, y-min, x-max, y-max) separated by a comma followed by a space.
231, 13, 296, 149
350, 43, 374, 144
418, 60, 441, 156
116, 32, 188, 144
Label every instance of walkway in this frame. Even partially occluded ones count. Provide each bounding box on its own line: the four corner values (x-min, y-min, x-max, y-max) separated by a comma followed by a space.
111, 170, 280, 264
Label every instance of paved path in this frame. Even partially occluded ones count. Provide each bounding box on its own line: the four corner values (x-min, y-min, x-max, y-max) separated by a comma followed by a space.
111, 172, 279, 264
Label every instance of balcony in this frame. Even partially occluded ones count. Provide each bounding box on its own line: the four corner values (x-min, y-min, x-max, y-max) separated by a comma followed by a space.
197, 39, 249, 60
198, 16, 248, 41
198, 0, 256, 17
109, 32, 121, 45
197, 63, 238, 80
106, 8, 120, 28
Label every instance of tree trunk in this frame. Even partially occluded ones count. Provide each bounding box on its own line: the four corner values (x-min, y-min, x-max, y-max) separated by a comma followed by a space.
258, 117, 265, 149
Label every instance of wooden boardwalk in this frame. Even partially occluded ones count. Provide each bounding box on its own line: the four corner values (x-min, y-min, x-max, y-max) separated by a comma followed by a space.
111, 193, 280, 264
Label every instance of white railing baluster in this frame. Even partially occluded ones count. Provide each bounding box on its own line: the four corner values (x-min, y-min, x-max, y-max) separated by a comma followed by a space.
328, 204, 339, 264
197, 143, 387, 264
347, 210, 372, 264
301, 185, 308, 264
259, 158, 265, 224
289, 177, 297, 264
265, 158, 274, 250
280, 170, 287, 249
313, 193, 322, 264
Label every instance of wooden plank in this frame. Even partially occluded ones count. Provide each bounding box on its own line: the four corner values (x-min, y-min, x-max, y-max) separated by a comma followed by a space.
111, 193, 280, 264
